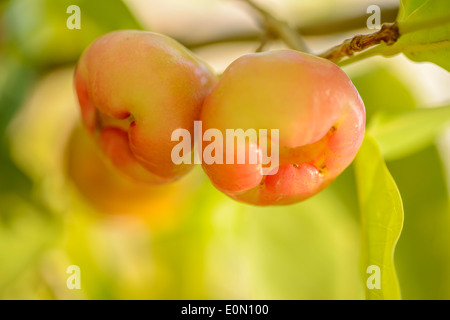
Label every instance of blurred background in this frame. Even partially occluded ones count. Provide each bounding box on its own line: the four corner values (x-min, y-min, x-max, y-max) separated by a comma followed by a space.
0, 0, 450, 299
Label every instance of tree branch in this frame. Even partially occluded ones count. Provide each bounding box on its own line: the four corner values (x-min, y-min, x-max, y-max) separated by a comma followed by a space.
318, 22, 400, 63
239, 0, 310, 53
183, 5, 398, 50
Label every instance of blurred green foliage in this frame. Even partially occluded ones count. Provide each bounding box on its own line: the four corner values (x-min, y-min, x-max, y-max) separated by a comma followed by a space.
2, 0, 141, 67
369, 105, 450, 161
0, 0, 449, 301
354, 135, 403, 300
350, 63, 450, 300
389, 145, 450, 299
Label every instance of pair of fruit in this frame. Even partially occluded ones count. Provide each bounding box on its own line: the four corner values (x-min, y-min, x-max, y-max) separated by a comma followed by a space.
74, 30, 365, 206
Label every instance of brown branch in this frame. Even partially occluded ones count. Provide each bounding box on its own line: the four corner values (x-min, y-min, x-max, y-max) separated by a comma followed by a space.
318, 22, 400, 63
183, 5, 398, 50
240, 0, 309, 53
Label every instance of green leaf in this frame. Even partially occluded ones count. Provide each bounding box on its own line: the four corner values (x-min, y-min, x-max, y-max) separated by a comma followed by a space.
368, 105, 450, 161
0, 55, 36, 135
395, 0, 450, 71
354, 135, 404, 300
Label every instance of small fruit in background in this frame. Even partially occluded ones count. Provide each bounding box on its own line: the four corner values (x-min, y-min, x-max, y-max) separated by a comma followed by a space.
74, 30, 217, 184
200, 50, 366, 205
66, 124, 187, 230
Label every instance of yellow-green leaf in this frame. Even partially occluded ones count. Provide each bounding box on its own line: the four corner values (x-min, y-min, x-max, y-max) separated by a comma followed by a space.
3, 0, 142, 66
395, 0, 450, 71
368, 105, 450, 161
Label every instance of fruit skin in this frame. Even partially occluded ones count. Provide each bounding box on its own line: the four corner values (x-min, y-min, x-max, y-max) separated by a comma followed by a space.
74, 30, 217, 184
200, 50, 366, 206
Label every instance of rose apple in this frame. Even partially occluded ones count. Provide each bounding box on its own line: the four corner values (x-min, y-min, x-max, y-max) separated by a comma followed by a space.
74, 30, 217, 184
200, 50, 366, 205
